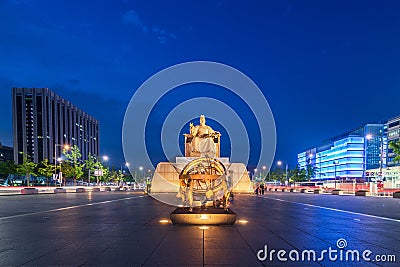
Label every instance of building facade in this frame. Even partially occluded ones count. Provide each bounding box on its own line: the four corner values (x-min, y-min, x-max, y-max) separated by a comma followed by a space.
298, 124, 386, 183
0, 142, 13, 162
387, 115, 400, 167
12, 88, 99, 164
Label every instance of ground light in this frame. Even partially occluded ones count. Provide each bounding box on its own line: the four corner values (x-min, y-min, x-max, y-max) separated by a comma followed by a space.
159, 219, 169, 223
200, 214, 209, 220
198, 226, 210, 230
238, 219, 249, 224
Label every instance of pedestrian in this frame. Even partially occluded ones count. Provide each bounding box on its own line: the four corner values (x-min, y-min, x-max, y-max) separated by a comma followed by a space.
260, 182, 265, 195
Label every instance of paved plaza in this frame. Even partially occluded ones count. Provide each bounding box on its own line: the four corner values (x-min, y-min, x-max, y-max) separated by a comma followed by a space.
0, 191, 399, 266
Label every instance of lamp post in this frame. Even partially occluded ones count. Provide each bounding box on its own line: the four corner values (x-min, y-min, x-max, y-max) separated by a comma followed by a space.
262, 165, 267, 181
57, 157, 63, 186
54, 144, 69, 187
119, 162, 129, 186
334, 161, 338, 189
95, 155, 108, 186
277, 161, 288, 186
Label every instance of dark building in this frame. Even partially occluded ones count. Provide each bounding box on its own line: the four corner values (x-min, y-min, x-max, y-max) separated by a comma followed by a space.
0, 142, 13, 162
12, 88, 99, 164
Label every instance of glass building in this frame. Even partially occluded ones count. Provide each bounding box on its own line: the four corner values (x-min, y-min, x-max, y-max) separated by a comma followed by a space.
298, 124, 386, 182
12, 88, 100, 164
387, 115, 400, 167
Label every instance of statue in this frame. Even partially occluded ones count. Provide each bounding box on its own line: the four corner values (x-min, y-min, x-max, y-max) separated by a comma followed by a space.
184, 115, 220, 158
178, 157, 231, 212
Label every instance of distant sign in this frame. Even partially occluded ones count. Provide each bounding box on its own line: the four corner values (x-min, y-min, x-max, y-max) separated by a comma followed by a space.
94, 169, 103, 176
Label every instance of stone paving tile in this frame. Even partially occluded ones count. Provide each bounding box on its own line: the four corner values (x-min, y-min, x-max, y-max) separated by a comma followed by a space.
0, 192, 399, 266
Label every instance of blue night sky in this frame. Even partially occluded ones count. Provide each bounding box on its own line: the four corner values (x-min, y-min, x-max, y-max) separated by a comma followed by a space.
0, 0, 400, 170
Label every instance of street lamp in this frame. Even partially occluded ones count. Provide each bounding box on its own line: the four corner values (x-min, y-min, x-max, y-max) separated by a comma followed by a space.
139, 166, 144, 181
54, 144, 69, 187
95, 155, 108, 186
262, 165, 267, 180
334, 161, 338, 189
277, 161, 288, 186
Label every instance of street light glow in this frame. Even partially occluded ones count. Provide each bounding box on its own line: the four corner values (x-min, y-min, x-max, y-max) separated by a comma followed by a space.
103, 155, 109, 161
139, 166, 143, 171
277, 161, 282, 166
366, 134, 373, 140
125, 162, 130, 167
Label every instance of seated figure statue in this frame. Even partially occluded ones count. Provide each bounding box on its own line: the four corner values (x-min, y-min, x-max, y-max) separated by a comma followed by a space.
185, 115, 220, 158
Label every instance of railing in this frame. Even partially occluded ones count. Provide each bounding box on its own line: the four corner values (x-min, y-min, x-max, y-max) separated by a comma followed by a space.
262, 183, 400, 197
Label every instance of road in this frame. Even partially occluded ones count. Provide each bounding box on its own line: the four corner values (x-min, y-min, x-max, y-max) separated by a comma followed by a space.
0, 191, 398, 266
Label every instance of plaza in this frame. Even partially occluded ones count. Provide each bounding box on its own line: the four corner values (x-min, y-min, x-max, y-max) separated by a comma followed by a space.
0, 190, 398, 266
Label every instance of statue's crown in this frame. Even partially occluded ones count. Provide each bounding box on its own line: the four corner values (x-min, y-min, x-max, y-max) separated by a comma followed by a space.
200, 114, 205, 118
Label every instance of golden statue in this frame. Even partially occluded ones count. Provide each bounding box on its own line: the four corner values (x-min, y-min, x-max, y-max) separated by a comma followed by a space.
184, 115, 221, 157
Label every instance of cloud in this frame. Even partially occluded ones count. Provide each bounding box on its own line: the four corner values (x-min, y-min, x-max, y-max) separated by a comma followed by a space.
122, 9, 176, 44
122, 9, 143, 29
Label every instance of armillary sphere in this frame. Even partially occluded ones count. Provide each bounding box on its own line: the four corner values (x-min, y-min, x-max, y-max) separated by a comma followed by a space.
179, 157, 226, 199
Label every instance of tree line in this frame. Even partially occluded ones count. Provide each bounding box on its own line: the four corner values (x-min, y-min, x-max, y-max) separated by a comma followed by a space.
0, 145, 135, 186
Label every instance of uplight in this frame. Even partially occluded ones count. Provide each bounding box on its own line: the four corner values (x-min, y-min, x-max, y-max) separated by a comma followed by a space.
198, 226, 210, 230
159, 219, 169, 223
238, 219, 248, 224
200, 214, 209, 220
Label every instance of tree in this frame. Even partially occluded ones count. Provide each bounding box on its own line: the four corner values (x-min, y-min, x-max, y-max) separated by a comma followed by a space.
268, 169, 285, 184
16, 152, 37, 186
389, 140, 400, 164
37, 159, 55, 186
289, 165, 307, 185
60, 162, 75, 183
0, 160, 17, 179
63, 145, 84, 185
306, 163, 316, 181
84, 153, 97, 185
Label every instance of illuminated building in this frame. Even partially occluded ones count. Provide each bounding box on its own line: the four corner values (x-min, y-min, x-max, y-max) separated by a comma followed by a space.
12, 88, 99, 164
298, 124, 386, 182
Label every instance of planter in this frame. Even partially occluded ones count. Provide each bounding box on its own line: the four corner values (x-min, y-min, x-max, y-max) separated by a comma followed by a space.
332, 189, 343, 195
54, 188, 66, 193
21, 188, 38, 195
355, 190, 370, 196
314, 189, 323, 194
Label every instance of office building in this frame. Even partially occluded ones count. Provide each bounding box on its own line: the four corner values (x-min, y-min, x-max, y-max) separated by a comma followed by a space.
387, 115, 400, 167
12, 88, 99, 164
0, 142, 13, 162
298, 124, 386, 182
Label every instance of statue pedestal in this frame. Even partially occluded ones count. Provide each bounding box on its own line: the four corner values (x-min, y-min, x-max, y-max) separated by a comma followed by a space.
150, 158, 252, 194
170, 207, 236, 225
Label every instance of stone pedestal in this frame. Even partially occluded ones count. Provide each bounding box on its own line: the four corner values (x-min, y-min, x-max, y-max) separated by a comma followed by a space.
150, 157, 252, 194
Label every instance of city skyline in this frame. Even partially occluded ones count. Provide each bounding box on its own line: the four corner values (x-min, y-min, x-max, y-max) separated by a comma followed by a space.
1, 1, 400, 169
